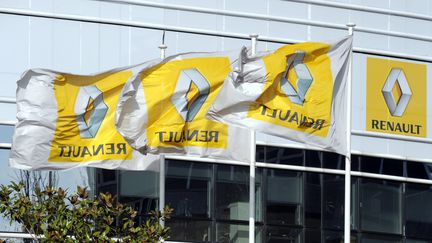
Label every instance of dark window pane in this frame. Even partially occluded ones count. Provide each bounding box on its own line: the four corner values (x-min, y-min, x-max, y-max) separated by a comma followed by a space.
323, 174, 344, 230
360, 179, 402, 234
407, 161, 429, 179
96, 169, 117, 195
360, 156, 382, 174
118, 170, 159, 225
352, 155, 360, 171
216, 222, 263, 243
167, 219, 211, 242
305, 229, 321, 243
166, 161, 211, 219
266, 170, 302, 226
266, 226, 302, 243
406, 183, 432, 239
323, 152, 345, 170
382, 158, 403, 176
360, 234, 402, 243
323, 230, 344, 243
305, 150, 322, 168
0, 125, 14, 143
216, 165, 249, 221
256, 145, 265, 162
305, 173, 321, 228
263, 146, 303, 166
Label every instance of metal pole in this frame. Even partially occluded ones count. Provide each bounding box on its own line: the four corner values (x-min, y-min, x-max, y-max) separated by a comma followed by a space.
344, 23, 355, 243
249, 33, 258, 243
158, 44, 167, 227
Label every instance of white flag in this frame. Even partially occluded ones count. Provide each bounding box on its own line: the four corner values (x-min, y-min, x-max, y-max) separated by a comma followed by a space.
116, 51, 251, 162
207, 37, 352, 156
10, 61, 161, 170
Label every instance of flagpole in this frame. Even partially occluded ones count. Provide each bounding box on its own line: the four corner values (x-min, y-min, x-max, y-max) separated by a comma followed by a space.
158, 43, 167, 227
344, 23, 355, 243
249, 33, 258, 243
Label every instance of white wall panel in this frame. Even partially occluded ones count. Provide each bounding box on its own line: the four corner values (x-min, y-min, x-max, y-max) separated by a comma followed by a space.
29, 18, 54, 69
0, 15, 29, 73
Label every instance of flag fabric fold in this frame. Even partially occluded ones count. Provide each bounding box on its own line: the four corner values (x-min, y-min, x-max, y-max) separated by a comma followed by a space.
115, 51, 251, 162
10, 61, 162, 170
207, 36, 353, 156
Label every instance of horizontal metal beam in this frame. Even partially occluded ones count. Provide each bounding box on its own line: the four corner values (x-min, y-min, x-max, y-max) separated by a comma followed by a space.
0, 97, 16, 104
0, 120, 16, 126
96, 0, 432, 43
0, 143, 12, 149
287, 0, 432, 22
1, 7, 432, 63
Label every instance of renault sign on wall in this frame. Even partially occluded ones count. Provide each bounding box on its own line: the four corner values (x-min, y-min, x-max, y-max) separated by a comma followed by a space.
366, 57, 427, 137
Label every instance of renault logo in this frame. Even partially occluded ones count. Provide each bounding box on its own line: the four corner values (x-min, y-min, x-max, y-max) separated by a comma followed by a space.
382, 68, 411, 117
280, 52, 313, 105
171, 69, 210, 122
74, 86, 108, 138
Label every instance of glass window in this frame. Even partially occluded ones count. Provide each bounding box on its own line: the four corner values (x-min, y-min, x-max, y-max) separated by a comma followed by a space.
323, 230, 344, 243
360, 234, 402, 243
322, 151, 345, 170
382, 158, 403, 177
360, 156, 382, 174
405, 183, 432, 239
305, 173, 321, 228
256, 145, 265, 162
96, 169, 117, 195
261, 146, 303, 166
266, 226, 302, 243
305, 229, 321, 243
407, 161, 429, 179
216, 165, 250, 221
352, 155, 360, 171
359, 179, 402, 234
119, 170, 159, 225
167, 219, 211, 243
166, 160, 212, 219
216, 222, 262, 243
305, 150, 322, 168
266, 170, 302, 226
323, 174, 344, 230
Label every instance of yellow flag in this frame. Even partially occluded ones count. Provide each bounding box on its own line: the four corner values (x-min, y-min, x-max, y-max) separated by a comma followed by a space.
208, 37, 352, 156
116, 51, 251, 162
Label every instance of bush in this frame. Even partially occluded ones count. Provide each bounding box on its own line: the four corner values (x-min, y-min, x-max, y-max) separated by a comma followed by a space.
0, 182, 172, 242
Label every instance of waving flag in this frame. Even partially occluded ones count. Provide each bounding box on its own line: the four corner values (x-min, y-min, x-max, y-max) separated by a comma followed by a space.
10, 61, 161, 170
116, 51, 251, 162
207, 36, 352, 156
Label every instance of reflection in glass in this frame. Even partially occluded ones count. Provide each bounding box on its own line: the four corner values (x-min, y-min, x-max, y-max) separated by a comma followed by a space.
360, 179, 402, 234
261, 146, 303, 166
323, 174, 344, 230
305, 229, 320, 243
305, 173, 321, 228
266, 170, 302, 226
167, 219, 211, 242
119, 170, 159, 225
323, 230, 343, 243
305, 150, 321, 168
360, 234, 401, 243
216, 223, 262, 243
166, 160, 211, 219
406, 183, 432, 239
266, 226, 302, 243
216, 165, 250, 221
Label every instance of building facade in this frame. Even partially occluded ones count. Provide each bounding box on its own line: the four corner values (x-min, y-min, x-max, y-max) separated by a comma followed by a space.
1, 0, 432, 242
